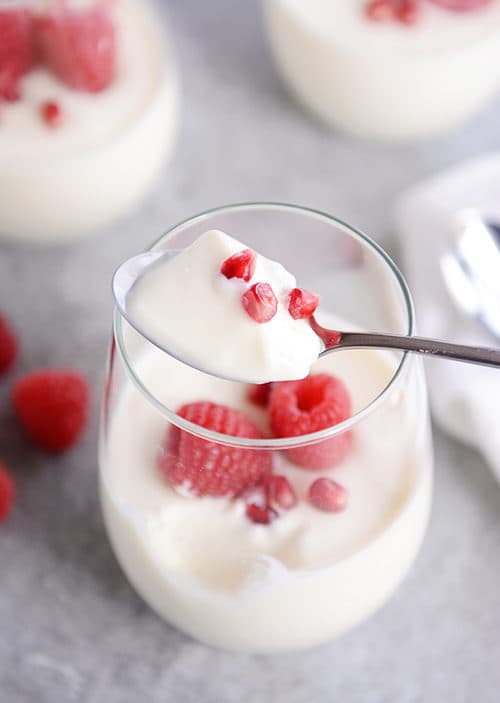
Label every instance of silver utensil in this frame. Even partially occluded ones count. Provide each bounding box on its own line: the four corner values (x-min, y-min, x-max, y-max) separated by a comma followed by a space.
113, 248, 500, 381
441, 209, 500, 340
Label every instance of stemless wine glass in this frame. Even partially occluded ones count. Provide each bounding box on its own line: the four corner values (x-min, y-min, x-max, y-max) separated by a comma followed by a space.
99, 203, 433, 653
0, 0, 179, 243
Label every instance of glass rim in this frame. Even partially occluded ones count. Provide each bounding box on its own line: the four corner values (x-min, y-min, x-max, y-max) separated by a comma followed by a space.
114, 201, 415, 449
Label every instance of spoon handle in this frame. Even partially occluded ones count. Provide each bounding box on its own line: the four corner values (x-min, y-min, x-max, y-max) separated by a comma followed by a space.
333, 331, 500, 368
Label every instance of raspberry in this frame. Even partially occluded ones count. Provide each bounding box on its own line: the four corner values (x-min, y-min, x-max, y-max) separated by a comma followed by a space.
12, 369, 89, 452
241, 283, 278, 323
309, 478, 347, 513
0, 8, 36, 101
429, 0, 493, 9
159, 401, 272, 497
246, 503, 278, 525
220, 249, 256, 282
37, 1, 115, 93
247, 382, 273, 408
288, 288, 320, 320
365, 0, 395, 21
270, 373, 352, 470
0, 462, 15, 523
40, 100, 63, 128
264, 474, 298, 510
0, 314, 18, 378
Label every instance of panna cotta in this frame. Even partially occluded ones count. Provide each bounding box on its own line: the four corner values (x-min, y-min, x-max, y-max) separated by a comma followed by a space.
100, 226, 433, 652
128, 230, 323, 383
263, 0, 500, 141
0, 0, 178, 243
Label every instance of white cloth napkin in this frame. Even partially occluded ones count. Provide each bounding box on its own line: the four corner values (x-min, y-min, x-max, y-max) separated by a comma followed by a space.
394, 153, 500, 479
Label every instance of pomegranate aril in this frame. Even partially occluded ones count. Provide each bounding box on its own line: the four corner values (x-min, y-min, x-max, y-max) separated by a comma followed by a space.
264, 474, 298, 510
220, 249, 256, 281
309, 478, 347, 513
247, 382, 274, 408
365, 0, 395, 20
242, 282, 278, 323
288, 288, 320, 320
246, 503, 278, 525
41, 100, 63, 128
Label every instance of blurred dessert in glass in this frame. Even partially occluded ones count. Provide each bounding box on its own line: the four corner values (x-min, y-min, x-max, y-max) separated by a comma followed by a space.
0, 0, 179, 243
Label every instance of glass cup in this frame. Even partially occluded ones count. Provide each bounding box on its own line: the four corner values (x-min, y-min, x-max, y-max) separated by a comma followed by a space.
99, 203, 433, 653
0, 0, 179, 244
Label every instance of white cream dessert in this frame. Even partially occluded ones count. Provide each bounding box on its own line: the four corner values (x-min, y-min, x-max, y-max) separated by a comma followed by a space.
264, 0, 500, 141
0, 0, 178, 243
100, 231, 433, 652
129, 230, 323, 383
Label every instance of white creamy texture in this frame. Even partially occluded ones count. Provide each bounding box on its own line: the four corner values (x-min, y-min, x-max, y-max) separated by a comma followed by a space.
129, 230, 323, 383
0, 0, 178, 241
264, 0, 500, 140
101, 335, 433, 651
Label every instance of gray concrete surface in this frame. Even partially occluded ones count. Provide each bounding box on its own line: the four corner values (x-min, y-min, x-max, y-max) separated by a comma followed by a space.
2, 1, 500, 701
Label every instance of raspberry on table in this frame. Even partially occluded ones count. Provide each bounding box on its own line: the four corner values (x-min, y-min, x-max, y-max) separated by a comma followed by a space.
0, 462, 15, 523
0, 314, 18, 378
37, 1, 116, 93
269, 373, 352, 469
12, 369, 89, 453
159, 401, 272, 497
0, 8, 36, 101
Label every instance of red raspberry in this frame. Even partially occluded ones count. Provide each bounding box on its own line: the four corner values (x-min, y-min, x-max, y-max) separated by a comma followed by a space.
0, 462, 15, 522
0, 314, 18, 378
247, 382, 274, 408
309, 478, 347, 513
159, 401, 272, 497
246, 503, 278, 525
241, 282, 278, 323
429, 0, 493, 9
37, 1, 116, 93
270, 373, 352, 470
12, 369, 89, 452
288, 287, 320, 320
220, 249, 256, 282
365, 0, 396, 21
0, 8, 36, 101
264, 474, 298, 510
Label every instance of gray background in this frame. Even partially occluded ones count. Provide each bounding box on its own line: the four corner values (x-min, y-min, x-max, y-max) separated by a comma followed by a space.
2, 1, 500, 701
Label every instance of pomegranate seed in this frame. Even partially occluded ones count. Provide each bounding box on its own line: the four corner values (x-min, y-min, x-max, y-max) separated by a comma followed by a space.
246, 502, 278, 525
309, 315, 342, 348
365, 0, 395, 20
247, 382, 274, 408
395, 0, 419, 24
288, 287, 320, 320
309, 478, 347, 513
220, 249, 256, 282
264, 475, 298, 510
41, 100, 63, 128
242, 282, 278, 323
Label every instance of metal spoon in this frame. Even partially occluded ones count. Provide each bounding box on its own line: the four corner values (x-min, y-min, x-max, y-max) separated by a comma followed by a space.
440, 209, 500, 341
113, 248, 500, 380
